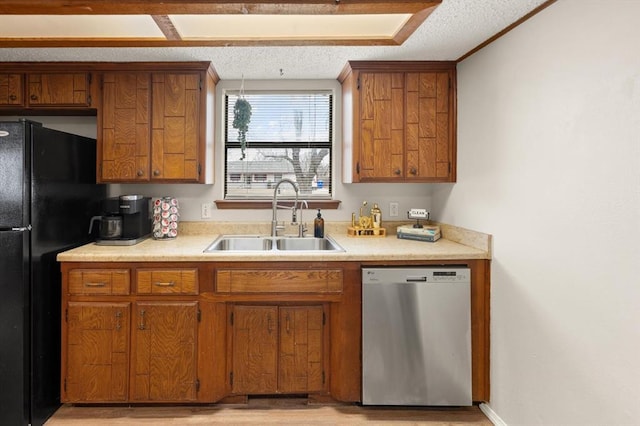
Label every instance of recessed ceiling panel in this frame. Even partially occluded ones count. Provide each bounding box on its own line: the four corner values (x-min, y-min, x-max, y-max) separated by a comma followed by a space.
0, 15, 163, 38
170, 14, 412, 39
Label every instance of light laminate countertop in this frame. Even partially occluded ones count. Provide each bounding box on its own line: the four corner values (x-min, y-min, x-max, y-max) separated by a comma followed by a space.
57, 222, 491, 262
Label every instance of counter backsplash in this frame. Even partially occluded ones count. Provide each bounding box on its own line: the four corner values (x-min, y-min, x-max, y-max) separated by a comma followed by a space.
178, 221, 492, 255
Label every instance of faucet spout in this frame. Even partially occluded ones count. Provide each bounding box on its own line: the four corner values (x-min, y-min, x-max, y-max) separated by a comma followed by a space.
272, 178, 299, 237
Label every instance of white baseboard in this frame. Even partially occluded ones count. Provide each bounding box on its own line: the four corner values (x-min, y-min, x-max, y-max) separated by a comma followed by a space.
479, 403, 508, 426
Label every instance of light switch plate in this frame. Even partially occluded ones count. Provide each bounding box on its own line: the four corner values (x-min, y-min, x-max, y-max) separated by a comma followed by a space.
389, 202, 399, 217
201, 203, 212, 219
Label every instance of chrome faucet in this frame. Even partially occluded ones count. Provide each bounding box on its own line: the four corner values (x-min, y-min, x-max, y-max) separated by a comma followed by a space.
271, 178, 299, 236
297, 200, 309, 237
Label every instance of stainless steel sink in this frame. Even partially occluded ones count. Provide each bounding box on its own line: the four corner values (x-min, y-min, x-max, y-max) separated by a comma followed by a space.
204, 235, 273, 252
204, 235, 344, 253
275, 236, 343, 251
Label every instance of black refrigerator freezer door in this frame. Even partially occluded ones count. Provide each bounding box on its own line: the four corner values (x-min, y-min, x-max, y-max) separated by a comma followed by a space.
0, 122, 29, 228
31, 124, 104, 251
0, 230, 29, 425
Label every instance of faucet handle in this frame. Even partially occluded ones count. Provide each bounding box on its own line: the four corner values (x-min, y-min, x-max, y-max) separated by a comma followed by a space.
298, 222, 308, 237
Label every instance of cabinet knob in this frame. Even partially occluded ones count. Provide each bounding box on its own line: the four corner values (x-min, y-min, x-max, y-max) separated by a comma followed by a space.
9, 94, 17, 101
153, 170, 161, 177
30, 94, 38, 101
137, 170, 144, 177
394, 168, 401, 175
410, 167, 417, 175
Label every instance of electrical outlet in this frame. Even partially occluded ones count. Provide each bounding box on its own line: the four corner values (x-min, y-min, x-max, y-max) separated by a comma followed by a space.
201, 203, 212, 219
389, 202, 399, 217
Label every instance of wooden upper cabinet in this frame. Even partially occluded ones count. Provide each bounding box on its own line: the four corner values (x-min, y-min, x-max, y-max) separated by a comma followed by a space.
98, 63, 217, 183
0, 73, 24, 106
99, 72, 151, 182
27, 73, 92, 107
339, 61, 457, 183
151, 73, 201, 181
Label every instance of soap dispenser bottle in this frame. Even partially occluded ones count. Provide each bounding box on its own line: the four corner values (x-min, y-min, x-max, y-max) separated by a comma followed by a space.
314, 209, 324, 238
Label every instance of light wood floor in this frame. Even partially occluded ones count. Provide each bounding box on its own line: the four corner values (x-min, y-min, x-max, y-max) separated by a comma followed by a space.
46, 398, 491, 425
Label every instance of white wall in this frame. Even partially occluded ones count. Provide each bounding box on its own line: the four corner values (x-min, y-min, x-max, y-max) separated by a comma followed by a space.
432, 1, 640, 424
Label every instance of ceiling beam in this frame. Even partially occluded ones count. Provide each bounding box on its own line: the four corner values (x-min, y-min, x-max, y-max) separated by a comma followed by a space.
151, 15, 182, 40
0, 1, 441, 15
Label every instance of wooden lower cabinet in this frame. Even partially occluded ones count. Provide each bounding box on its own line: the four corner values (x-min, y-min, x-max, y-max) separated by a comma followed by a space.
63, 300, 199, 403
230, 305, 325, 395
61, 260, 489, 405
131, 301, 199, 402
65, 302, 130, 402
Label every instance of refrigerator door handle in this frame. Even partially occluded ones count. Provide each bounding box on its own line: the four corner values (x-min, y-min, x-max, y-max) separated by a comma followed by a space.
11, 226, 32, 231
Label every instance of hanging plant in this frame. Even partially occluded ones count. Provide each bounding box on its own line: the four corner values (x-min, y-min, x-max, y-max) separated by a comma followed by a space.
233, 97, 252, 160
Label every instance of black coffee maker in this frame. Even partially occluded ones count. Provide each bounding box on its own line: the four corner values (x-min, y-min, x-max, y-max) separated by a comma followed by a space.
90, 195, 152, 245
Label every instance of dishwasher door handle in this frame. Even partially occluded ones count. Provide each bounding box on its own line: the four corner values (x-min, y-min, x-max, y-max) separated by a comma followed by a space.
406, 276, 427, 282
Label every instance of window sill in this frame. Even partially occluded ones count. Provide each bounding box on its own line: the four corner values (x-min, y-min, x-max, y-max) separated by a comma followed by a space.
215, 200, 341, 210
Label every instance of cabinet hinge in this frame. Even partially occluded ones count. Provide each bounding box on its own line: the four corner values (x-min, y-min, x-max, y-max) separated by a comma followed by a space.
230, 312, 234, 325
198, 163, 202, 176
65, 308, 68, 323
356, 162, 360, 175
197, 309, 201, 322
322, 312, 326, 326
357, 76, 360, 90
230, 372, 234, 386
199, 76, 203, 91
87, 95, 92, 105
88, 73, 92, 85
195, 378, 200, 392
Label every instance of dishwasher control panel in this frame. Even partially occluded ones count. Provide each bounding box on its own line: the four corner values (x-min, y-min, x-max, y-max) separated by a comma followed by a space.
362, 267, 470, 284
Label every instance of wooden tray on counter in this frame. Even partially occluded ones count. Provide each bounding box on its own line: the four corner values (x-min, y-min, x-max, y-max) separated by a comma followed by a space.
347, 226, 387, 237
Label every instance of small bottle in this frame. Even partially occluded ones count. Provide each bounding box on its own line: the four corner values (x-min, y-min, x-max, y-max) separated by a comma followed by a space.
314, 209, 325, 238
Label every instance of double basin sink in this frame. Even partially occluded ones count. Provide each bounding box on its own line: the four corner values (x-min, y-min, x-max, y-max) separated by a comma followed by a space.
204, 234, 345, 253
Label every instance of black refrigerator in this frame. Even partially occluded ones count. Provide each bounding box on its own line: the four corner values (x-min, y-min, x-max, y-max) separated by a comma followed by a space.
0, 120, 106, 426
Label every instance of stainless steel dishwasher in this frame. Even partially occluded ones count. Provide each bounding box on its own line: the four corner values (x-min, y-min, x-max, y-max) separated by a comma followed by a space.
362, 267, 472, 406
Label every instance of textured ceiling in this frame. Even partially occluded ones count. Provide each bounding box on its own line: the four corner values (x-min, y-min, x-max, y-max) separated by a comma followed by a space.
0, 0, 550, 79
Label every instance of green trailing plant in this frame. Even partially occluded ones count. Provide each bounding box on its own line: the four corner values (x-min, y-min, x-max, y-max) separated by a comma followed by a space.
233, 98, 252, 160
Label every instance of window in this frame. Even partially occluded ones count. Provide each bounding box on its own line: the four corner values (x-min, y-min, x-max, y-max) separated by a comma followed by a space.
224, 90, 333, 200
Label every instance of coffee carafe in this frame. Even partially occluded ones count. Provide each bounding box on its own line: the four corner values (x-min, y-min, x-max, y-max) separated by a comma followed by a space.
89, 215, 123, 240
89, 195, 152, 245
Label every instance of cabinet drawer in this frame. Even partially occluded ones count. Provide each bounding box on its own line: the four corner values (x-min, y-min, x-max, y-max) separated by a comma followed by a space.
137, 269, 198, 295
216, 269, 343, 293
68, 269, 131, 295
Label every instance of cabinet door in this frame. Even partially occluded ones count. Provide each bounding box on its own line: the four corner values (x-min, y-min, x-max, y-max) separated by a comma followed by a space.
405, 72, 452, 180
358, 72, 405, 180
231, 305, 278, 394
27, 73, 91, 107
279, 306, 325, 393
100, 72, 151, 182
151, 72, 201, 181
132, 301, 198, 402
0, 73, 23, 106
65, 302, 130, 402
